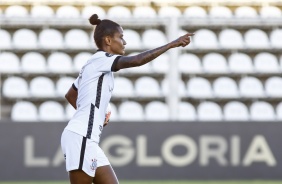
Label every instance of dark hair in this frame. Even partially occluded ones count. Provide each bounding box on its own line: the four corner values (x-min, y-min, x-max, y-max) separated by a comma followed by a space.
89, 14, 121, 49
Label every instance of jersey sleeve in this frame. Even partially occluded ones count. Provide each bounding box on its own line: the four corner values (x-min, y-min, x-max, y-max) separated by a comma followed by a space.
94, 53, 121, 72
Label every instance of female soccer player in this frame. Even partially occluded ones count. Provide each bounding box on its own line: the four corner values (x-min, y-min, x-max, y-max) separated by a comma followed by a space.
61, 14, 193, 184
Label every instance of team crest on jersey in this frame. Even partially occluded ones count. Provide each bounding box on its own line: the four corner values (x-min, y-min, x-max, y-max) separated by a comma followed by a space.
90, 159, 97, 171
105, 52, 114, 57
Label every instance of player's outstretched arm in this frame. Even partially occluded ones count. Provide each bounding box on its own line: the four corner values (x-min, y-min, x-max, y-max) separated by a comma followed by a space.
115, 33, 194, 70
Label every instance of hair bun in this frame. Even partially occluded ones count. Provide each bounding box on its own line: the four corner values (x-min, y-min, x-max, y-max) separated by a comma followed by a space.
89, 14, 102, 25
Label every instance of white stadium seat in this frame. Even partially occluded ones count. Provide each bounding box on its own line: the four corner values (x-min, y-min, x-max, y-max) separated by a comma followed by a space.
253, 52, 280, 73
123, 29, 141, 49
250, 101, 276, 121
235, 6, 258, 18
219, 29, 244, 49
3, 77, 29, 98
65, 29, 90, 48
161, 79, 186, 97
239, 77, 264, 98
142, 29, 167, 49
81, 6, 106, 19
5, 5, 28, 17
151, 53, 169, 73
65, 103, 76, 120
107, 6, 131, 19
193, 29, 218, 49
260, 6, 282, 18
213, 77, 239, 98
47, 52, 73, 73
119, 101, 144, 121
187, 77, 213, 98
209, 6, 232, 18
13, 29, 37, 49
158, 6, 181, 17
223, 101, 249, 121
202, 53, 228, 73
265, 77, 282, 98
56, 5, 80, 18
109, 103, 118, 121
0, 52, 20, 73
133, 6, 157, 18
39, 101, 65, 122
30, 77, 55, 98
276, 102, 282, 120
0, 29, 12, 49
11, 101, 38, 122
178, 53, 202, 74
270, 29, 282, 48
197, 101, 222, 121
183, 6, 207, 18
244, 29, 269, 48
31, 5, 54, 18
112, 77, 134, 97
135, 77, 161, 97
56, 77, 76, 97
39, 29, 64, 49
145, 101, 169, 121
73, 52, 92, 72
21, 52, 47, 73
177, 102, 197, 121
228, 53, 254, 73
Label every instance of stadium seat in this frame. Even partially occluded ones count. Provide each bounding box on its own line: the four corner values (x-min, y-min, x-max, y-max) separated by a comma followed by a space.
0, 29, 12, 49
123, 29, 141, 49
133, 6, 157, 18
109, 103, 118, 121
177, 102, 197, 121
187, 77, 213, 98
253, 52, 280, 73
73, 52, 92, 72
39, 101, 65, 122
265, 77, 282, 98
31, 5, 54, 18
270, 29, 282, 48
235, 6, 258, 18
56, 5, 80, 18
142, 29, 167, 49
239, 77, 264, 98
118, 101, 144, 121
158, 6, 181, 17
178, 53, 202, 74
56, 77, 76, 97
213, 77, 239, 98
219, 29, 244, 49
228, 53, 254, 73
112, 77, 134, 97
39, 29, 64, 49
21, 52, 47, 73
193, 29, 218, 49
276, 102, 282, 120
3, 77, 29, 98
145, 101, 169, 121
0, 52, 20, 73
202, 53, 228, 73
11, 101, 38, 122
65, 103, 76, 120
250, 101, 276, 121
151, 53, 169, 73
223, 101, 249, 121
244, 29, 269, 48
65, 29, 90, 49
183, 6, 207, 18
47, 52, 73, 73
30, 77, 55, 98
81, 6, 106, 19
209, 6, 233, 18
197, 101, 223, 121
161, 79, 186, 97
135, 77, 161, 97
260, 6, 282, 18
13, 29, 37, 49
5, 5, 28, 17
107, 6, 131, 19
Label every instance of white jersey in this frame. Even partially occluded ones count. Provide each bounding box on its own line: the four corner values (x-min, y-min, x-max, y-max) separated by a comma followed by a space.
65, 50, 121, 143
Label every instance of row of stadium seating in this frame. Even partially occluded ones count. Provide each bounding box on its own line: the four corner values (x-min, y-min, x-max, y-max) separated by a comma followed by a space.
1, 28, 282, 49
2, 76, 282, 99
10, 100, 282, 122
1, 5, 281, 19
1, 51, 282, 74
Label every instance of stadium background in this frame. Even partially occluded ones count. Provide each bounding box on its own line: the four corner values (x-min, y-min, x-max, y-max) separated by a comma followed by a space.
1, 0, 282, 183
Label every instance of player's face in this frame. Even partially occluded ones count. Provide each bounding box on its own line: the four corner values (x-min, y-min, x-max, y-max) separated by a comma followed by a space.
110, 26, 126, 55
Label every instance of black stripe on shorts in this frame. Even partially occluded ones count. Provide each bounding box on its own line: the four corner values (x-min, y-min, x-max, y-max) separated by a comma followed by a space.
78, 137, 87, 170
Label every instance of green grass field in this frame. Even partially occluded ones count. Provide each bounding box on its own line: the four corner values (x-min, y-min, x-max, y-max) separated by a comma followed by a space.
1, 181, 282, 184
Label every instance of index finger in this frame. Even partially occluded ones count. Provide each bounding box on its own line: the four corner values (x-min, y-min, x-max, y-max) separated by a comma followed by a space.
185, 33, 195, 36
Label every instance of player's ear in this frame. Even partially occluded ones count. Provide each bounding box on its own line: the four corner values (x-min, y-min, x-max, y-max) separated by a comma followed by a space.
104, 36, 112, 46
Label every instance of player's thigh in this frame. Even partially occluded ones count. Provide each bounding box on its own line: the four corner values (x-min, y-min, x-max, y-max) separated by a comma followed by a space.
93, 165, 119, 184
69, 169, 93, 184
